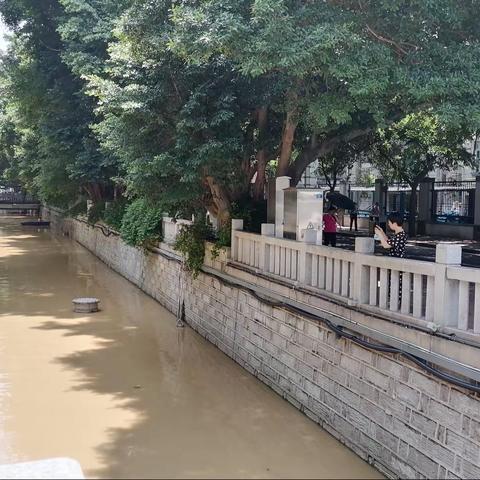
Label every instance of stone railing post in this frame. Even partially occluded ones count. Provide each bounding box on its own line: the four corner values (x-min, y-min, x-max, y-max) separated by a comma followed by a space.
260, 223, 275, 271
261, 223, 275, 237
433, 243, 462, 327
298, 245, 308, 284
162, 217, 174, 244
298, 230, 316, 284
231, 219, 244, 261
352, 237, 375, 305
275, 176, 291, 239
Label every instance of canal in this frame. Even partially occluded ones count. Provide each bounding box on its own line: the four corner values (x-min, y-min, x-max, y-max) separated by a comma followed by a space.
0, 217, 381, 479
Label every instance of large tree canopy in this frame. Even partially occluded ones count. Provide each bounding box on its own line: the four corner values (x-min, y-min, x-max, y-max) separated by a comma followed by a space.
170, 0, 480, 181
0, 0, 127, 204
0, 0, 479, 233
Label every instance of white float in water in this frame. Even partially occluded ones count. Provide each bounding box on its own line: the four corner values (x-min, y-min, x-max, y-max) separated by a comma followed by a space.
72, 297, 100, 313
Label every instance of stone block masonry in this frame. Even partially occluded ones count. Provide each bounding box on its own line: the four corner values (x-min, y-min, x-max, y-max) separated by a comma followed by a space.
43, 208, 480, 479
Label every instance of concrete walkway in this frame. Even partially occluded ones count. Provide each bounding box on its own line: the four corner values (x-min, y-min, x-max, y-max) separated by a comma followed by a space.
338, 228, 480, 253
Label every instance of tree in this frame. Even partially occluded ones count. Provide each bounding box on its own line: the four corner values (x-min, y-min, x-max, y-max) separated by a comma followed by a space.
316, 139, 370, 192
369, 113, 474, 235
88, 0, 278, 225
0, 95, 17, 180
169, 0, 480, 201
0, 0, 127, 205
1, 0, 480, 229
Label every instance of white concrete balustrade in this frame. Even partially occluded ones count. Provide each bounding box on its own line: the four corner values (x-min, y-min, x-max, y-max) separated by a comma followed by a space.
162, 217, 192, 244
158, 217, 480, 336
229, 221, 480, 336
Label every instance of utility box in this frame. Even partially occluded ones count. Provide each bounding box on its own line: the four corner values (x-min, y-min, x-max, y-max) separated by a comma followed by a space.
283, 188, 325, 242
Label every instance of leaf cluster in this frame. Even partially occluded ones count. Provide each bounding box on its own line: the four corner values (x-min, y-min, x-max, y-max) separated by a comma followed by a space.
174, 221, 215, 278
120, 198, 163, 247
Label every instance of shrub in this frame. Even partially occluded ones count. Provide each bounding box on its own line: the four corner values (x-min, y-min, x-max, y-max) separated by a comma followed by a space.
174, 221, 214, 277
231, 196, 267, 233
87, 202, 105, 225
120, 198, 163, 247
66, 200, 87, 218
103, 198, 128, 231
210, 223, 231, 259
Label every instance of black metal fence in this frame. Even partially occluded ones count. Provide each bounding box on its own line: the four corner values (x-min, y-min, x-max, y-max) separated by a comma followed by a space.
0, 185, 36, 204
432, 180, 475, 224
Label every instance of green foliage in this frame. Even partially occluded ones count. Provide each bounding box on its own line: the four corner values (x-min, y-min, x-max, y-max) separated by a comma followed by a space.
120, 198, 163, 247
0, 0, 125, 206
87, 0, 260, 220
103, 198, 128, 231
170, 0, 480, 185
1, 0, 480, 229
87, 202, 105, 225
370, 113, 474, 186
210, 224, 232, 260
357, 170, 376, 188
368, 112, 474, 235
66, 200, 87, 218
231, 196, 267, 233
174, 221, 214, 278
316, 142, 364, 192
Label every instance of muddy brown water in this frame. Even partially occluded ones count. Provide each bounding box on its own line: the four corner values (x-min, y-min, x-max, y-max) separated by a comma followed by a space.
0, 217, 382, 479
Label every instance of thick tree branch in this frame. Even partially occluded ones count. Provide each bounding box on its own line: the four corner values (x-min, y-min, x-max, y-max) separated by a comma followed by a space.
278, 90, 299, 176
252, 106, 269, 200
204, 174, 231, 225
288, 127, 372, 185
365, 25, 419, 57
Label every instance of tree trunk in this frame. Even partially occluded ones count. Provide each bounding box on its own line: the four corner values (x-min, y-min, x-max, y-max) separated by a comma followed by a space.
253, 149, 267, 200
252, 106, 268, 200
205, 175, 232, 227
287, 127, 373, 185
277, 93, 299, 177
277, 113, 297, 176
84, 183, 104, 203
330, 174, 337, 193
408, 182, 419, 236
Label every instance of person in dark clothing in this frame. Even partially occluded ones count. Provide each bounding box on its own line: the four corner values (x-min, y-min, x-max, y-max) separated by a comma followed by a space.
371, 202, 380, 224
374, 212, 408, 309
349, 203, 358, 232
375, 212, 407, 258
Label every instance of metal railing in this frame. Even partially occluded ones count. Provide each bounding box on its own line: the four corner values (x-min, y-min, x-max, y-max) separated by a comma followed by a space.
432, 180, 475, 224
0, 187, 37, 204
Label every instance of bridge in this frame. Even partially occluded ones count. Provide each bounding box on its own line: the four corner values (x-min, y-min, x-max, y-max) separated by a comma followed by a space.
0, 184, 40, 215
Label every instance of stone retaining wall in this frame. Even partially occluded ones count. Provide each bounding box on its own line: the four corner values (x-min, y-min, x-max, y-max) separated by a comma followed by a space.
43, 208, 480, 479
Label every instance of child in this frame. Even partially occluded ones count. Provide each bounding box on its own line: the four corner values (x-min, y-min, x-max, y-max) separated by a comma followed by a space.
323, 206, 339, 247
